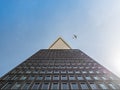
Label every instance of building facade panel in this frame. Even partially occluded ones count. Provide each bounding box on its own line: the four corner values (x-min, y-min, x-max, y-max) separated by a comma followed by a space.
0, 49, 120, 89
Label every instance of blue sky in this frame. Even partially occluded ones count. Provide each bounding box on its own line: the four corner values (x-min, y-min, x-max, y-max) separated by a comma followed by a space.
0, 0, 120, 77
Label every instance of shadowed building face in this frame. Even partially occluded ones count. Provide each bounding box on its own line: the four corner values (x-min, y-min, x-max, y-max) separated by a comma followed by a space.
0, 37, 120, 89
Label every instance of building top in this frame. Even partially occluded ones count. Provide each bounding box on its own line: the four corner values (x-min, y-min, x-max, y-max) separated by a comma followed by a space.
49, 37, 71, 49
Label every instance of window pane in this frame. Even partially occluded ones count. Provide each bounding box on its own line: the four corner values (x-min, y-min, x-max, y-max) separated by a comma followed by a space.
33, 70, 38, 74
82, 71, 87, 74
61, 76, 67, 80
80, 83, 88, 89
68, 70, 73, 74
12, 75, 18, 80
12, 83, 21, 89
20, 76, 27, 80
54, 70, 59, 74
37, 76, 43, 80
26, 70, 31, 74
3, 75, 11, 80
47, 70, 53, 74
61, 83, 69, 89
69, 76, 75, 80
61, 70, 66, 74
32, 83, 40, 89
45, 75, 51, 80
41, 83, 49, 89
108, 84, 116, 89
22, 83, 30, 89
75, 70, 80, 74
71, 83, 78, 89
93, 76, 99, 80
101, 76, 107, 80
85, 76, 92, 80
29, 76, 35, 80
40, 70, 45, 74
96, 71, 100, 74
99, 84, 108, 89
2, 82, 12, 89
53, 76, 59, 80
77, 76, 84, 80
89, 71, 94, 74
51, 83, 59, 89
90, 83, 98, 89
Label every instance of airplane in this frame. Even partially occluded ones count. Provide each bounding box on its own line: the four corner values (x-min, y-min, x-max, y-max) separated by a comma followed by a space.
73, 34, 77, 39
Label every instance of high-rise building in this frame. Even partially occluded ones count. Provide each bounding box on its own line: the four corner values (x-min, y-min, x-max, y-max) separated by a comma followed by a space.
0, 37, 120, 89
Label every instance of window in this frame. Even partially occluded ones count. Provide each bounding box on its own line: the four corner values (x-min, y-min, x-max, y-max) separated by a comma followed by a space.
90, 83, 98, 89
101, 76, 107, 80
109, 76, 114, 80
26, 70, 31, 74
49, 66, 53, 69
73, 66, 77, 69
85, 76, 92, 80
91, 67, 95, 69
29, 76, 35, 80
82, 71, 87, 74
93, 76, 99, 80
54, 66, 59, 69
11, 75, 18, 80
33, 70, 38, 74
99, 84, 108, 89
69, 76, 75, 80
54, 70, 59, 74
61, 75, 67, 80
71, 83, 79, 89
3, 75, 10, 80
96, 71, 100, 74
61, 83, 69, 89
41, 83, 49, 89
51, 83, 59, 89
43, 66, 47, 68
37, 76, 43, 80
61, 66, 65, 69
22, 83, 30, 89
75, 70, 80, 74
41, 70, 45, 74
67, 66, 72, 69
11, 70, 17, 74
45, 75, 51, 80
89, 71, 94, 74
61, 70, 66, 74
77, 76, 84, 80
47, 70, 53, 74
79, 66, 84, 69
80, 83, 88, 89
66, 63, 70, 65
11, 83, 21, 89
108, 83, 116, 89
68, 70, 73, 74
53, 76, 59, 80
32, 83, 40, 89
20, 76, 27, 80
2, 82, 12, 89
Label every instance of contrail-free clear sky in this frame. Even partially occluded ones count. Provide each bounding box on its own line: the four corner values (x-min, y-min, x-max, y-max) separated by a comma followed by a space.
0, 0, 120, 77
